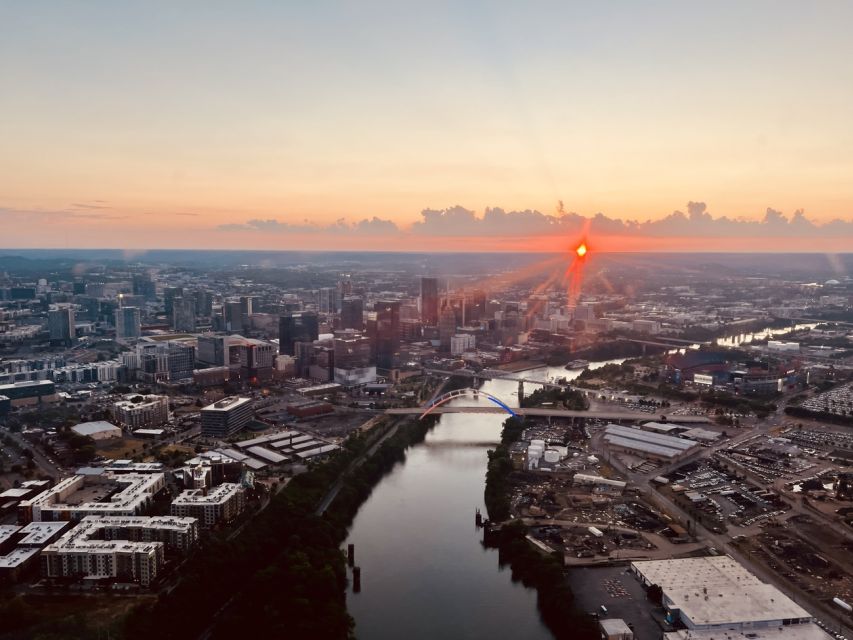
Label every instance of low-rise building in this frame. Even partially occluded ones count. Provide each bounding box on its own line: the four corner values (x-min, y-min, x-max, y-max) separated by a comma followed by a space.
630, 557, 828, 640
19, 473, 166, 522
71, 420, 122, 441
170, 483, 245, 528
41, 515, 198, 586
112, 394, 170, 430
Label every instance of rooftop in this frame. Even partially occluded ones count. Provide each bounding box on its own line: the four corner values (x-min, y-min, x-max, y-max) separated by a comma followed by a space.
632, 557, 812, 627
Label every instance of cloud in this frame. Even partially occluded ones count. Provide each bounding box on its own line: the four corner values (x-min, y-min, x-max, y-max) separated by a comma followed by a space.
217, 204, 853, 240
218, 216, 400, 235
0, 207, 129, 221
71, 202, 110, 210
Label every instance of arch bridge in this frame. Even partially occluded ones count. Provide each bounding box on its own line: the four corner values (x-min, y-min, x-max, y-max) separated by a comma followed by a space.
420, 387, 517, 419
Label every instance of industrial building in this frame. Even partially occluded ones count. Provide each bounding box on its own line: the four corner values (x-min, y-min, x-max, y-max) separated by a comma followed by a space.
41, 515, 198, 586
71, 420, 122, 441
603, 424, 700, 461
18, 473, 166, 522
200, 396, 253, 438
170, 483, 245, 528
630, 557, 829, 640
572, 473, 627, 495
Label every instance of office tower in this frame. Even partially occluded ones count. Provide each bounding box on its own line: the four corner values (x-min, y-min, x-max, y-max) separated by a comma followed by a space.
197, 335, 228, 366
318, 287, 339, 314
132, 274, 157, 300
163, 287, 183, 318
374, 300, 400, 370
115, 306, 142, 340
200, 397, 253, 438
340, 296, 364, 330
468, 289, 486, 323
333, 330, 376, 385
72, 281, 86, 295
167, 342, 195, 381
48, 307, 76, 347
224, 301, 244, 333
278, 312, 319, 355
338, 277, 353, 297
194, 290, 213, 316
239, 295, 254, 331
438, 304, 457, 352
172, 296, 197, 332
420, 277, 439, 326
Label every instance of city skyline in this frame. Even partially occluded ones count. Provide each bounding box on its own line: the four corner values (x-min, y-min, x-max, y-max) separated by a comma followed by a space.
2, 2, 853, 251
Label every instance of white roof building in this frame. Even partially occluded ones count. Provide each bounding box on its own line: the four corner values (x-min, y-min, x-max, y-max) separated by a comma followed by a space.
71, 420, 122, 440
19, 473, 166, 521
631, 557, 823, 634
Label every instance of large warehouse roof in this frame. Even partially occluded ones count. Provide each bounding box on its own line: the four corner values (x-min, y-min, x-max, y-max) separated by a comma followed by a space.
604, 435, 684, 458
605, 424, 697, 451
631, 557, 812, 627
71, 421, 121, 437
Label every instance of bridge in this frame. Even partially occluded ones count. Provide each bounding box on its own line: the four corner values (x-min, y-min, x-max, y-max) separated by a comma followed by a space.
423, 367, 565, 390
394, 387, 711, 423
386, 405, 711, 422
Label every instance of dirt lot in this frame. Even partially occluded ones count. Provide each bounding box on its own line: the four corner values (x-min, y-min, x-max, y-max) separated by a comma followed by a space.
735, 520, 853, 633
96, 437, 148, 460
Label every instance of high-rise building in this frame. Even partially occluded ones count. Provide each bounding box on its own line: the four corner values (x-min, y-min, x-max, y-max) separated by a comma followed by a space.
115, 306, 141, 340
197, 335, 228, 366
468, 289, 486, 322
172, 296, 196, 332
48, 307, 76, 347
420, 277, 439, 326
167, 342, 195, 382
340, 296, 364, 330
374, 300, 400, 370
163, 287, 183, 318
278, 312, 319, 355
194, 290, 213, 316
223, 301, 244, 333
318, 287, 339, 314
132, 274, 156, 300
438, 304, 457, 351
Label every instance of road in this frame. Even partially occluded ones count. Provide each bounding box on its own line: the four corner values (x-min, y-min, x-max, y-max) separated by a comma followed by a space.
1, 428, 62, 480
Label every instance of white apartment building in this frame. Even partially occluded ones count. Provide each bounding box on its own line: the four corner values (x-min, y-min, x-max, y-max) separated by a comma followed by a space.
170, 483, 245, 529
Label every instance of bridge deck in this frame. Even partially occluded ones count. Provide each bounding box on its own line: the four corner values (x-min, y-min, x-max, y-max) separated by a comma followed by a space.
386, 406, 711, 422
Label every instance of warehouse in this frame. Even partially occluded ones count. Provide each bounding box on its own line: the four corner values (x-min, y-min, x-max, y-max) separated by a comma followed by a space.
630, 557, 824, 637
71, 420, 122, 441
603, 424, 700, 461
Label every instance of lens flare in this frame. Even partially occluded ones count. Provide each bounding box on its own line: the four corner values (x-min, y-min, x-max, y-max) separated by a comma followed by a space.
576, 243, 588, 258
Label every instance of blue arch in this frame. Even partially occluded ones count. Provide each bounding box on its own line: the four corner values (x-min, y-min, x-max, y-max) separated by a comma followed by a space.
420, 388, 517, 418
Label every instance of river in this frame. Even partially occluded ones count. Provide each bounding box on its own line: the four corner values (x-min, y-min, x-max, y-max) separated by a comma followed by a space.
343, 361, 607, 640
343, 321, 812, 638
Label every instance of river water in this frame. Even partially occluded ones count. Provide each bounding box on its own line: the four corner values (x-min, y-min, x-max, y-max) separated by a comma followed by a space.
343, 322, 813, 639
343, 363, 597, 640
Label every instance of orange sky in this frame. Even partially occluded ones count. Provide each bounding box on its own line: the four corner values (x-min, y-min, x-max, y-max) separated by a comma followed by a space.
1, 3, 853, 251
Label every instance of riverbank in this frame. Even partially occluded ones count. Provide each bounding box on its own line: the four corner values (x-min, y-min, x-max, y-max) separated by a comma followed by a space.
483, 417, 597, 640
114, 415, 438, 640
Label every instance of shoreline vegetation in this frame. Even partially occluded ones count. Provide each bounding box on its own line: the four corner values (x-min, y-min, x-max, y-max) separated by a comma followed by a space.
483, 416, 597, 640
1, 415, 438, 640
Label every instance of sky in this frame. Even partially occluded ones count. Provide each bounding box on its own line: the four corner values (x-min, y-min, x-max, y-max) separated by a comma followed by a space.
2, 1, 853, 252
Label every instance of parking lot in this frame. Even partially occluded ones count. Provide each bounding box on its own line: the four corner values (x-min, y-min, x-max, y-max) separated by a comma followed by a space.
568, 565, 662, 640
